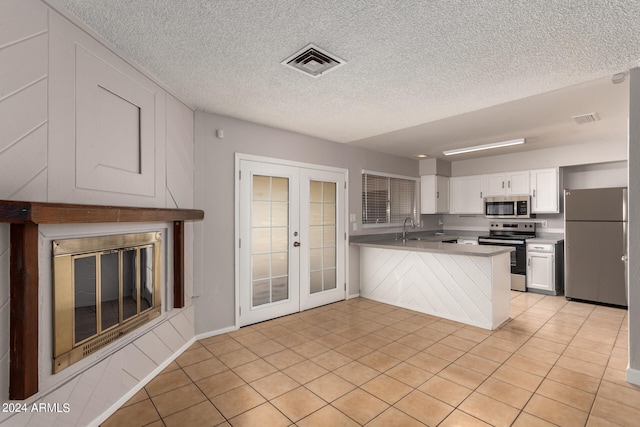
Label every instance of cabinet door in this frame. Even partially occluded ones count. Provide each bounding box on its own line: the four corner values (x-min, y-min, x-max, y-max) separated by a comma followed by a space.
527, 252, 554, 291
450, 175, 483, 214
421, 175, 449, 214
530, 168, 559, 213
435, 176, 449, 213
506, 171, 530, 195
484, 173, 506, 197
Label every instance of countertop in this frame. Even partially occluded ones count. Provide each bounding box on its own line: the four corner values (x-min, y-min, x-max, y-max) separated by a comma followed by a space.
527, 236, 564, 244
351, 239, 514, 257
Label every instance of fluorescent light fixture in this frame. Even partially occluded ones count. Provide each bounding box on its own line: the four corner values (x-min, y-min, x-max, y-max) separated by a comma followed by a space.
443, 138, 525, 156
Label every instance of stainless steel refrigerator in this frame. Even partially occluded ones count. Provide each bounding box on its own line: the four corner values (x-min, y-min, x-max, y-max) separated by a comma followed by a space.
564, 187, 628, 307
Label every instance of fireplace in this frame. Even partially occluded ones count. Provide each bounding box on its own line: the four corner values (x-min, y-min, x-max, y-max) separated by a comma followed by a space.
52, 232, 162, 373
0, 200, 204, 400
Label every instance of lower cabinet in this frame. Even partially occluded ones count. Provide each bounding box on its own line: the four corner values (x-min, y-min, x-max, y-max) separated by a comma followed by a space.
526, 241, 564, 295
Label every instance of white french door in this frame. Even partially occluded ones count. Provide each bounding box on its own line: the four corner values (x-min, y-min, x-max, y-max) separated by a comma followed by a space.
237, 157, 346, 326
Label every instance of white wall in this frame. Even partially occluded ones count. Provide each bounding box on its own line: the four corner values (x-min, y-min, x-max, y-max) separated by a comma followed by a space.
194, 111, 422, 334
0, 1, 197, 425
627, 68, 640, 385
450, 138, 627, 176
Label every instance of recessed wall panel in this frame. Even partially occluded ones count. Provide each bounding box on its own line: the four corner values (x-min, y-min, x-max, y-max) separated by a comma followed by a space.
75, 45, 155, 196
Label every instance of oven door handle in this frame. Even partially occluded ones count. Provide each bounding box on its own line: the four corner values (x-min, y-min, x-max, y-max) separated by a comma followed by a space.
478, 238, 525, 245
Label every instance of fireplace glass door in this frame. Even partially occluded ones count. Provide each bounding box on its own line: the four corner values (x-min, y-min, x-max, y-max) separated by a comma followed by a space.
53, 233, 162, 373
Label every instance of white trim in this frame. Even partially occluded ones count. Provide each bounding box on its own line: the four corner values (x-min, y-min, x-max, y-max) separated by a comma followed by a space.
234, 153, 349, 327
627, 367, 640, 386
240, 153, 349, 174
347, 292, 361, 300
362, 169, 420, 182
195, 325, 238, 341
88, 337, 196, 427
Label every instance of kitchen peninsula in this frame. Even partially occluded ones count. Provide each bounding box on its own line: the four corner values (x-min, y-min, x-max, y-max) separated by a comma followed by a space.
353, 238, 514, 330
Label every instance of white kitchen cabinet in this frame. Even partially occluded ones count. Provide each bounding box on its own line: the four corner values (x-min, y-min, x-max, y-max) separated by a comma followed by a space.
527, 248, 554, 292
484, 171, 530, 196
526, 241, 563, 295
450, 175, 484, 214
530, 168, 559, 213
421, 175, 449, 214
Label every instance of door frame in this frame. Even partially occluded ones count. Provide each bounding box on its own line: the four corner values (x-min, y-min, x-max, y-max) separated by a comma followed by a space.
234, 153, 349, 329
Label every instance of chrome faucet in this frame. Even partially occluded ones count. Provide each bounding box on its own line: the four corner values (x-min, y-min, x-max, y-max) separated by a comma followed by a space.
402, 217, 415, 240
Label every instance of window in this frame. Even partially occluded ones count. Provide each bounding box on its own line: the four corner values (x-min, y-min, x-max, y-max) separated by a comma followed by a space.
362, 171, 420, 226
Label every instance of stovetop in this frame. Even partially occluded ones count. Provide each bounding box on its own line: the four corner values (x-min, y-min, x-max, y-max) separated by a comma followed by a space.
479, 222, 537, 240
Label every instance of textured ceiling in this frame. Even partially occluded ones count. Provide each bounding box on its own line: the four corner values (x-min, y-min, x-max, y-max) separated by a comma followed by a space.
53, 0, 640, 159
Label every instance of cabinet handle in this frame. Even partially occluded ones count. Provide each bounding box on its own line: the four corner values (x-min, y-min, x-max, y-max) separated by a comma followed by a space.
528, 259, 530, 266
502, 181, 504, 189
508, 180, 511, 188
480, 191, 483, 199
533, 189, 536, 197
436, 191, 439, 198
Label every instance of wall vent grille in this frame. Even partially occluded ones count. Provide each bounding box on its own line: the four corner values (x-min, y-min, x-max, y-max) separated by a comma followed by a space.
282, 44, 345, 78
572, 113, 599, 124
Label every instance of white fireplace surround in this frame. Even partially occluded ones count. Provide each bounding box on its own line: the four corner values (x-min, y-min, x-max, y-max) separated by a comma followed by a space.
39, 222, 173, 395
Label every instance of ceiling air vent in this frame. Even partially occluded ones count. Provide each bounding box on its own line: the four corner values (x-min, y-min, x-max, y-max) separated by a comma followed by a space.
572, 113, 599, 125
282, 44, 345, 78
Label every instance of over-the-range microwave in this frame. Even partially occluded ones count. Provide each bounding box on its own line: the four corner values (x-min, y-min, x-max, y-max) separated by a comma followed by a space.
484, 195, 534, 219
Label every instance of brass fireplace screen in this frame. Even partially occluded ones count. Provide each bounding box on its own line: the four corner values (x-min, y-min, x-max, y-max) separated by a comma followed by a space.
52, 232, 162, 373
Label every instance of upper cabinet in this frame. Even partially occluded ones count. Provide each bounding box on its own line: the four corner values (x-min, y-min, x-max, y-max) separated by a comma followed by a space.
484, 171, 530, 197
530, 168, 560, 213
421, 175, 449, 214
441, 167, 560, 215
449, 175, 484, 214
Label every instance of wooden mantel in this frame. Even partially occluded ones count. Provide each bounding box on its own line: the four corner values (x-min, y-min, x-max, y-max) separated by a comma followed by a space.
0, 200, 204, 400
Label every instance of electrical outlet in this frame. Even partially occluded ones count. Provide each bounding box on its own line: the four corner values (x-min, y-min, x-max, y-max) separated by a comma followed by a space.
541, 220, 548, 228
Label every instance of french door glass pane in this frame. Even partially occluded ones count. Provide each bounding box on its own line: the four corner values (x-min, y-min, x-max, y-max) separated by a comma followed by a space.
251, 175, 290, 307
309, 180, 337, 294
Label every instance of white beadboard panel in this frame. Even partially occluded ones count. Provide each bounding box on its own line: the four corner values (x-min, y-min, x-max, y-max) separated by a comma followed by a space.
170, 310, 195, 342
0, 0, 47, 49
0, 124, 47, 199
0, 352, 7, 406
63, 358, 110, 422
10, 167, 48, 202
75, 45, 156, 197
118, 341, 158, 383
0, 224, 8, 306
0, 78, 47, 152
133, 330, 174, 367
0, 301, 7, 370
0, 33, 47, 101
79, 354, 136, 425
166, 94, 195, 209
48, 11, 166, 207
154, 319, 187, 353
0, 410, 33, 427
360, 247, 511, 330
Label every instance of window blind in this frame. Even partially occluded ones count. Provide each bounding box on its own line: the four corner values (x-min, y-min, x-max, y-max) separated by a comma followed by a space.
362, 172, 419, 226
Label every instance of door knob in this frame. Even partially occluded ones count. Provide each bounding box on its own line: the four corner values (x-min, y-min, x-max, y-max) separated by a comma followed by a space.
293, 242, 301, 247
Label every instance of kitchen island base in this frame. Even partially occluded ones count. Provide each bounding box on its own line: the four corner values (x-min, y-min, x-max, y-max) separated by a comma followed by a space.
359, 246, 511, 330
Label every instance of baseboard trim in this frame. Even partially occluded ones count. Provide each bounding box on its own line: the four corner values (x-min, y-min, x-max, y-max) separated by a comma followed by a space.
627, 367, 640, 386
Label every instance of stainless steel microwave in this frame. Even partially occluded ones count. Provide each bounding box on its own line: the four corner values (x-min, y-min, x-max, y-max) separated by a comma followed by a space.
484, 195, 533, 218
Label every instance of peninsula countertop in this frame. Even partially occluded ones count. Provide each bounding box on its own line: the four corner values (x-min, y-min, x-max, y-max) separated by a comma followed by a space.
351, 238, 514, 257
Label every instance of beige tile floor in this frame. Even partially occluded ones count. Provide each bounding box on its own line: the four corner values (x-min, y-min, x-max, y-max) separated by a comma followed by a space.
102, 292, 639, 426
